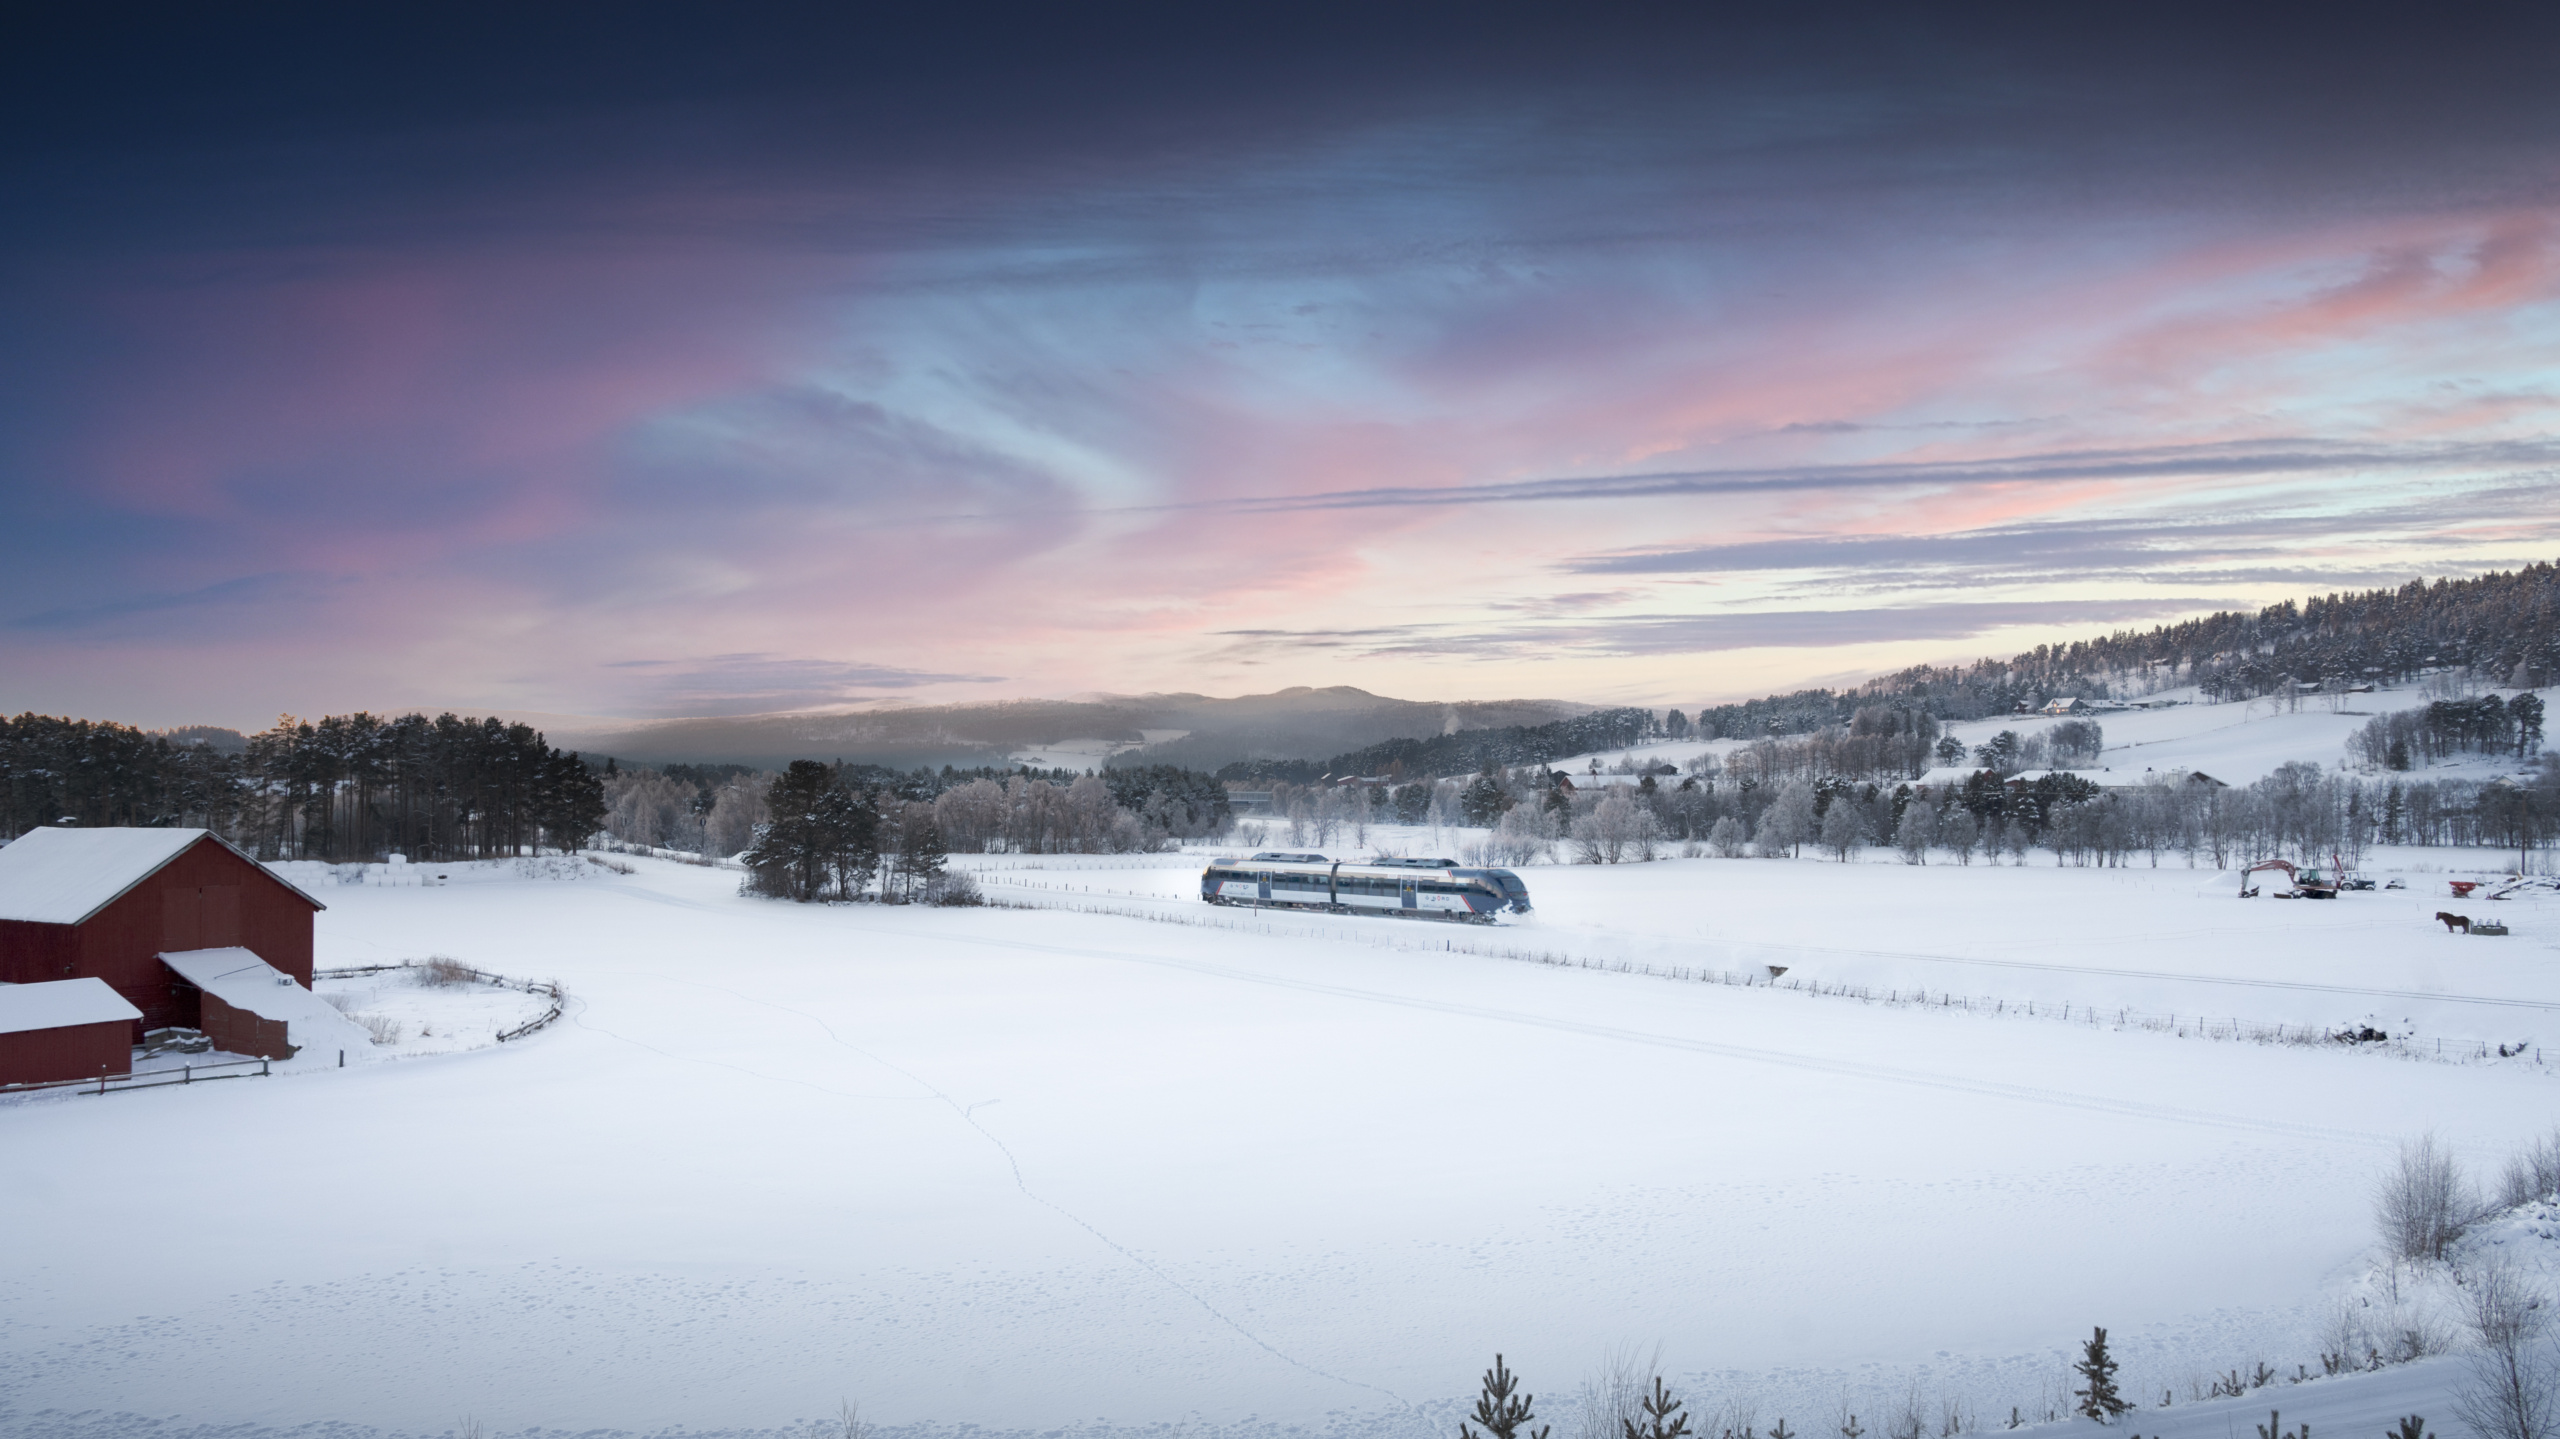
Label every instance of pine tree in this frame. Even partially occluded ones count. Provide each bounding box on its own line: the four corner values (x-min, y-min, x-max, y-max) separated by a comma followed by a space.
741, 762, 880, 901
1461, 763, 1514, 828
1624, 1377, 1693, 1439
2076, 1327, 2132, 1423
895, 803, 949, 901
1461, 1354, 1548, 1439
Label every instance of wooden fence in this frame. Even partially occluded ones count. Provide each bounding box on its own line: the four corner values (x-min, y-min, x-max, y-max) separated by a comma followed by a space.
313, 961, 567, 1044
1, 1057, 272, 1098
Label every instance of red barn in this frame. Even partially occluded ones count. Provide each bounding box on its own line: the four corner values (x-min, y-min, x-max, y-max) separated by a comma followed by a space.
0, 828, 325, 1039
0, 978, 144, 1086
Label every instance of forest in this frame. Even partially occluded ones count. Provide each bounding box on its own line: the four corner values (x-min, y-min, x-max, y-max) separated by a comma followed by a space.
599, 757, 1232, 863
727, 758, 1238, 902
1683, 563, 2560, 738
0, 710, 605, 860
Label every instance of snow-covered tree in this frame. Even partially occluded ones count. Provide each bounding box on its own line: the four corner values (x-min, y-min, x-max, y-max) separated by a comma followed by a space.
1820, 796, 1869, 861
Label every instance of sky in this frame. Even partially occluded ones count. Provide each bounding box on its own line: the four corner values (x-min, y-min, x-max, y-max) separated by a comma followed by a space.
5, 4, 2559, 729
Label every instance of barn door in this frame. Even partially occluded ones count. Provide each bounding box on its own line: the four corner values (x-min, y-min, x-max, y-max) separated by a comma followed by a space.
161, 885, 243, 948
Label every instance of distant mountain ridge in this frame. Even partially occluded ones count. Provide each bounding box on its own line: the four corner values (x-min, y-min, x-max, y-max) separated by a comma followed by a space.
515, 687, 1590, 771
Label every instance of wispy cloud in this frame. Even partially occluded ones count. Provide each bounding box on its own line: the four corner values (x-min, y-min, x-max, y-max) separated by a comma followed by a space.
1561, 497, 2560, 578
596, 654, 1007, 718
1210, 597, 2234, 664
1084, 437, 2560, 522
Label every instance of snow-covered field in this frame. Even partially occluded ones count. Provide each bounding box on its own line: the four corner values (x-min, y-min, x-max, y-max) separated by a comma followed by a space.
4, 849, 2558, 1439
975, 842, 2560, 1048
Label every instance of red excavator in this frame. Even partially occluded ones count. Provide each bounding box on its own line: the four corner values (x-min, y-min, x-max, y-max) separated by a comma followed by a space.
2237, 856, 2342, 899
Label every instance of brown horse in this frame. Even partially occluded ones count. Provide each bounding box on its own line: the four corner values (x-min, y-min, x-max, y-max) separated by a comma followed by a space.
2438, 912, 2471, 933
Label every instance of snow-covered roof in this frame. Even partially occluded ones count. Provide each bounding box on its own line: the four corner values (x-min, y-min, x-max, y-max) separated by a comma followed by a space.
1911, 766, 1992, 788
0, 827, 322, 926
159, 948, 302, 1022
0, 977, 143, 1035
158, 948, 373, 1050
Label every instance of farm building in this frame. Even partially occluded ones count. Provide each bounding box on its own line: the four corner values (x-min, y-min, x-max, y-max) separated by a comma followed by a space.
157, 947, 370, 1061
0, 977, 143, 1086
0, 827, 325, 1039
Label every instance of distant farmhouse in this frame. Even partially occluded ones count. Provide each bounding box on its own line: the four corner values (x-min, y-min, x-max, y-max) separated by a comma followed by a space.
0, 828, 327, 1086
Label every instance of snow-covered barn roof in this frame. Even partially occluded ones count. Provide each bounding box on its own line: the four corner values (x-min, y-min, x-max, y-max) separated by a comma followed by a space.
0, 977, 143, 1035
159, 948, 370, 1046
0, 827, 324, 926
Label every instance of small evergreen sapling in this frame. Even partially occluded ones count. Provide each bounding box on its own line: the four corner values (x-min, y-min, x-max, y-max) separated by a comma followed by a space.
2254, 1410, 2307, 1439
1625, 1378, 1693, 1439
2076, 1327, 2133, 1423
2387, 1419, 2432, 1439
1463, 1354, 1549, 1439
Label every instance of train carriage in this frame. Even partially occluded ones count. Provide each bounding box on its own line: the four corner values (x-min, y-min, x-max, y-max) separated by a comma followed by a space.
1199, 852, 1531, 922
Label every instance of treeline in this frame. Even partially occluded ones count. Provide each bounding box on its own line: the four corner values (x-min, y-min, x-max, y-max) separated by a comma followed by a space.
734, 759, 1235, 902
605, 759, 1231, 860
1295, 754, 2560, 871
1215, 708, 1655, 784
1674, 562, 2560, 736
0, 710, 606, 860
601, 761, 774, 858
2352, 694, 2547, 770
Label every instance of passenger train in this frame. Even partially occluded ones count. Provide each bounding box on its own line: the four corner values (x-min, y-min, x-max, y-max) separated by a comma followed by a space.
1199, 852, 1532, 921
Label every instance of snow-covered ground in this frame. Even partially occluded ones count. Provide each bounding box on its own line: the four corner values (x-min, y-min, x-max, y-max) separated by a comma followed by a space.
974, 841, 2560, 1048
315, 964, 558, 1056
4, 851, 2558, 1439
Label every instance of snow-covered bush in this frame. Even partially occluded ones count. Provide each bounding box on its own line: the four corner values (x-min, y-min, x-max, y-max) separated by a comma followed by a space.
1570, 794, 1655, 863
2378, 1134, 2477, 1263
2454, 1259, 2559, 1439
1465, 807, 1554, 867
2497, 1130, 2560, 1210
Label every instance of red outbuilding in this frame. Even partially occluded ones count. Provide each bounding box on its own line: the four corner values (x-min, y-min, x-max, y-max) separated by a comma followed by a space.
0, 827, 326, 1039
0, 977, 144, 1086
